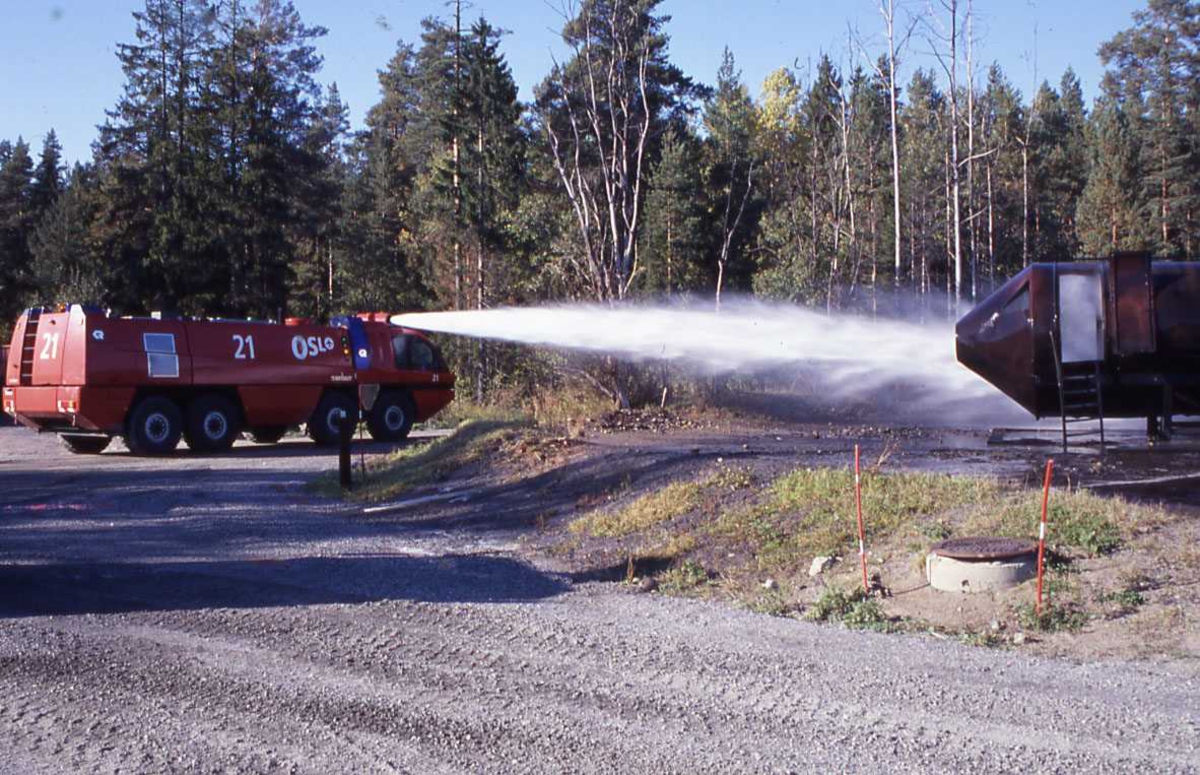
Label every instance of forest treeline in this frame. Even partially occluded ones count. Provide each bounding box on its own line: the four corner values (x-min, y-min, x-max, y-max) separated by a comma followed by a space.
0, 0, 1196, 397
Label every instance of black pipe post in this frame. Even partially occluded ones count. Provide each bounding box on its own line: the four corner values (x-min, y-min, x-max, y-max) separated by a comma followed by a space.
338, 410, 353, 490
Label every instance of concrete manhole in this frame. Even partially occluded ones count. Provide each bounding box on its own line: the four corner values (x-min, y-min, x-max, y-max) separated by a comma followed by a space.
926, 536, 1038, 593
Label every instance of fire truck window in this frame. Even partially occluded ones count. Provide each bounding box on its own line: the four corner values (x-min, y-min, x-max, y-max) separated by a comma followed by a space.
1005, 287, 1029, 315
392, 336, 410, 369
411, 340, 435, 370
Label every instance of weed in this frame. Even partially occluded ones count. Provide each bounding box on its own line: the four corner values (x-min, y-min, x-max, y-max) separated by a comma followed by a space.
1105, 588, 1146, 610
715, 468, 997, 568
804, 587, 890, 631
711, 465, 755, 492
1017, 601, 1089, 633
982, 489, 1153, 556
659, 559, 710, 593
918, 519, 952, 541
959, 630, 1007, 648
749, 587, 794, 617
1101, 571, 1151, 615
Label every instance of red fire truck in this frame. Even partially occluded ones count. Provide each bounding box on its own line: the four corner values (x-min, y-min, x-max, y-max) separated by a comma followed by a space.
2, 305, 455, 455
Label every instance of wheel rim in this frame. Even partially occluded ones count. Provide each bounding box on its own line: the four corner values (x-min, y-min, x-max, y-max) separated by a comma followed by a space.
203, 410, 228, 441
144, 412, 170, 444
384, 405, 405, 432
327, 407, 346, 435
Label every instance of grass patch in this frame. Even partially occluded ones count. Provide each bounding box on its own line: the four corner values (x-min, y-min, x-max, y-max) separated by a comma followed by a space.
716, 468, 998, 568
804, 587, 890, 631
980, 489, 1136, 556
711, 467, 1159, 572
318, 418, 532, 501
658, 559, 710, 594
570, 480, 706, 538
569, 465, 753, 539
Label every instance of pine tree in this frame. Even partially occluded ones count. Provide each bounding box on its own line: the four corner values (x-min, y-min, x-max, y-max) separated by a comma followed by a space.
640, 126, 708, 296
1100, 0, 1199, 256
30, 130, 64, 221
1076, 96, 1151, 254
704, 48, 759, 309
0, 139, 35, 324
29, 165, 107, 305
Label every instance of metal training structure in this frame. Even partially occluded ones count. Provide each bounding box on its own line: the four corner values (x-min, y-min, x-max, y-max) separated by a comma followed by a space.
956, 251, 1200, 450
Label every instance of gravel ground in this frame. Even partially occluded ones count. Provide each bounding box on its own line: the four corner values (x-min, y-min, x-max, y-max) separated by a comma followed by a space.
0, 427, 1197, 773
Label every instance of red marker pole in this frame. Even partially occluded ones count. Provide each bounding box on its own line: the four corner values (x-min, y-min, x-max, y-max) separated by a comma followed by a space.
855, 444, 869, 594
1035, 458, 1055, 616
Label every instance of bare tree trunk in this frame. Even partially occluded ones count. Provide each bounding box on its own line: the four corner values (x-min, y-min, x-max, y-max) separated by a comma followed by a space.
965, 0, 977, 301
1021, 140, 1029, 267
883, 0, 904, 291
986, 160, 995, 290
452, 0, 463, 310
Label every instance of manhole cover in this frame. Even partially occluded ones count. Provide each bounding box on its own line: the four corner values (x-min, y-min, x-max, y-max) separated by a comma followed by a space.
929, 536, 1037, 561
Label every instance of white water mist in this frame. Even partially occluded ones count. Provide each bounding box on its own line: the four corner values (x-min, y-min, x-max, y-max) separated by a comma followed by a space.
392, 299, 1020, 424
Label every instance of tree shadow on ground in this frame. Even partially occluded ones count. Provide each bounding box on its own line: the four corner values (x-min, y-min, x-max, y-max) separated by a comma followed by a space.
0, 553, 569, 619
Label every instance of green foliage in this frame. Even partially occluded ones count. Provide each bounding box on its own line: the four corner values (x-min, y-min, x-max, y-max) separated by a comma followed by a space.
659, 559, 710, 593
805, 587, 889, 630
717, 467, 998, 565
985, 490, 1129, 556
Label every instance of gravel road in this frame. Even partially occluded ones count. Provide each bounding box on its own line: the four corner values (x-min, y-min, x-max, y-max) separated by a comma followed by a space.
0, 427, 1196, 773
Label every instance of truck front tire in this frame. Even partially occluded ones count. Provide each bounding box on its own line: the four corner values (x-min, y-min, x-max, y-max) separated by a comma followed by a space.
126, 396, 183, 455
367, 391, 415, 442
307, 392, 357, 446
184, 394, 242, 453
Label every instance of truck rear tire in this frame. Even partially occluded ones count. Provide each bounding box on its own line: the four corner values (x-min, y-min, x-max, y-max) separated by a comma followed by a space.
367, 391, 415, 442
184, 394, 242, 453
307, 392, 357, 446
60, 434, 111, 455
126, 396, 183, 455
247, 426, 288, 444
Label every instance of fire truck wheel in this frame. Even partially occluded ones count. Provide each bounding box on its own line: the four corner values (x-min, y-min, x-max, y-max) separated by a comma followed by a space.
307, 391, 357, 446
60, 434, 111, 455
367, 392, 415, 442
185, 394, 243, 452
126, 396, 183, 455
247, 426, 288, 444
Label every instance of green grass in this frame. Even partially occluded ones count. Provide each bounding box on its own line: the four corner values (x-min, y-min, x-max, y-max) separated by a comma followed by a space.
715, 468, 999, 568
569, 465, 754, 539
804, 587, 890, 631
980, 490, 1136, 556
658, 559, 710, 593
709, 467, 1158, 571
317, 418, 532, 502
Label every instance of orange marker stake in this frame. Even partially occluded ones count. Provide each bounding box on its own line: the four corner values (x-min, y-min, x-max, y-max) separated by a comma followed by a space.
1035, 458, 1055, 616
855, 444, 869, 594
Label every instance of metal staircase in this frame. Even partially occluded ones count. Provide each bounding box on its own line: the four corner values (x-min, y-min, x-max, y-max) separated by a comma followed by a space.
18, 308, 41, 386
1051, 330, 1105, 453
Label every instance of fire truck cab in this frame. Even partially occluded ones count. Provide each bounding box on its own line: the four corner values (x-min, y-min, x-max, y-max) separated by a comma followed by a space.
3, 306, 455, 455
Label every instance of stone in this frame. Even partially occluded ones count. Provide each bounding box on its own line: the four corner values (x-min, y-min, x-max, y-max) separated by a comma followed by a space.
1012, 632, 1026, 645
761, 579, 777, 591
809, 556, 835, 577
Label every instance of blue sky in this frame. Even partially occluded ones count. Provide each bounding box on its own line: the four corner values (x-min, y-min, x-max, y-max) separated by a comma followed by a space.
1, 0, 1146, 164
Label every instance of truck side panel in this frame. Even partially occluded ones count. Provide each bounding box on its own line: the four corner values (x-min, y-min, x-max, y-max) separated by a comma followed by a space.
239, 385, 325, 427
186, 321, 354, 387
